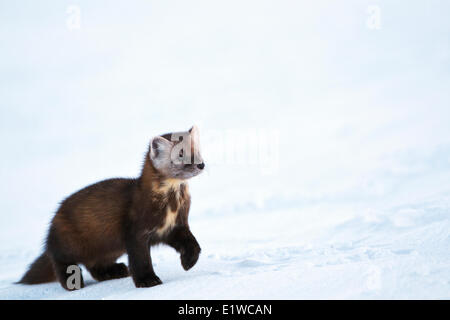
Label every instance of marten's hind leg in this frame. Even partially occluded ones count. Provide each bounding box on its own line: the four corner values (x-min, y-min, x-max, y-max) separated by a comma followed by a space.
87, 263, 129, 282
46, 228, 85, 290
51, 258, 85, 291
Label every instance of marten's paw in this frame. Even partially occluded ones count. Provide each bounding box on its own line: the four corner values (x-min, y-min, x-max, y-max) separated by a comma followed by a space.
61, 276, 85, 291
89, 263, 129, 281
109, 263, 129, 279
134, 274, 162, 288
181, 244, 201, 271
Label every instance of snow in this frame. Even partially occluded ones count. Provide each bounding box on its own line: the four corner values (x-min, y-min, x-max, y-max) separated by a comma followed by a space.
2, 201, 450, 299
0, 0, 449, 299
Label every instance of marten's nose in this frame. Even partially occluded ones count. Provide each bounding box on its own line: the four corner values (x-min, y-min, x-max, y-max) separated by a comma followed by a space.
197, 162, 205, 170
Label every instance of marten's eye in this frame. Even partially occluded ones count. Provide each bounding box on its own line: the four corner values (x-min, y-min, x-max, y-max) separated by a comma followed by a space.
179, 149, 184, 158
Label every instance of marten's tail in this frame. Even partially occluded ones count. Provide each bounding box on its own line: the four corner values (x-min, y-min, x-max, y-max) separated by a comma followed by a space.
17, 251, 56, 284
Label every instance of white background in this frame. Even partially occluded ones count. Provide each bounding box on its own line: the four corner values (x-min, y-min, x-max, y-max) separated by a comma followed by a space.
0, 0, 449, 299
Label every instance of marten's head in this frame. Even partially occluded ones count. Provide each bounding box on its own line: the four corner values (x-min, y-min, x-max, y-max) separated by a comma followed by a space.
149, 125, 205, 180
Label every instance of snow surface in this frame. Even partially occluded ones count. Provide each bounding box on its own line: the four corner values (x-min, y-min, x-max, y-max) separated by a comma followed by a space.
1, 0, 449, 299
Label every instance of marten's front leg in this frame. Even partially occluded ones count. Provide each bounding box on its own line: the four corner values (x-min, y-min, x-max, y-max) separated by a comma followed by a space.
166, 226, 201, 270
125, 233, 162, 288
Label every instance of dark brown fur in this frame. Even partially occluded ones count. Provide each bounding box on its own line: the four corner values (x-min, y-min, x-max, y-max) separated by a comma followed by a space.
18, 149, 201, 290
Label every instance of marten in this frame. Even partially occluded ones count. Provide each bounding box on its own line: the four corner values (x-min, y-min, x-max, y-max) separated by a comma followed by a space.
18, 126, 205, 290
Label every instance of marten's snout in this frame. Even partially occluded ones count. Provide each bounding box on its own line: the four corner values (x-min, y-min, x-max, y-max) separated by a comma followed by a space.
197, 162, 205, 170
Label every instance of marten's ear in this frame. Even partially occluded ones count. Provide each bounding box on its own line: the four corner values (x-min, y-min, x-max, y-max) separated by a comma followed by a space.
189, 125, 200, 144
188, 125, 198, 134
150, 136, 172, 166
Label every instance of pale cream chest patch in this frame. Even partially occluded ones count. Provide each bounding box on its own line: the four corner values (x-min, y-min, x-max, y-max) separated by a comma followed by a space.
155, 207, 178, 236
